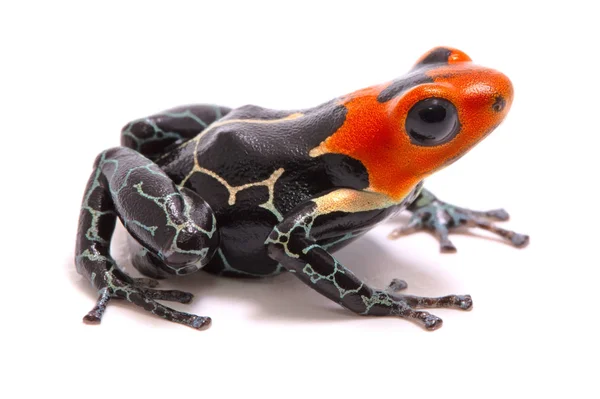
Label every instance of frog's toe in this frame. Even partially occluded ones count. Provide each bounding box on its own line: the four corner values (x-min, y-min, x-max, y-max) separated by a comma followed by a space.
404, 309, 444, 331
400, 292, 473, 311
141, 288, 194, 304
386, 278, 408, 292
82, 288, 111, 325
438, 230, 457, 253
390, 217, 458, 253
455, 294, 473, 310
82, 313, 102, 324
470, 218, 530, 249
482, 208, 510, 221
191, 316, 212, 330
116, 288, 209, 330
423, 314, 444, 331
388, 218, 423, 240
510, 232, 530, 248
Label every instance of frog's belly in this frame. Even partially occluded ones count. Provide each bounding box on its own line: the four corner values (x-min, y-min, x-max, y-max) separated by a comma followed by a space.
201, 204, 400, 278
202, 216, 281, 277
201, 229, 366, 278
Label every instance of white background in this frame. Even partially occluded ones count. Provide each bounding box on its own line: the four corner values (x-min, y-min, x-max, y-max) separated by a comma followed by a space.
1, 1, 598, 398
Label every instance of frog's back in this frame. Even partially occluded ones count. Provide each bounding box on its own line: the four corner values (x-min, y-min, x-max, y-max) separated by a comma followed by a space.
157, 102, 370, 276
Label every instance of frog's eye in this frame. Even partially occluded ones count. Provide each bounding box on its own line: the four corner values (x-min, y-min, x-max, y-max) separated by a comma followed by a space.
405, 98, 460, 146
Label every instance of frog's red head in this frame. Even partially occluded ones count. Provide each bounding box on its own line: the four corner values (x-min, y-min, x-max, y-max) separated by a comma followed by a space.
312, 47, 513, 201
388, 47, 514, 177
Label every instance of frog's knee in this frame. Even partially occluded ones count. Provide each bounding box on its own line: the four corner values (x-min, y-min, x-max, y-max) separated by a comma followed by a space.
156, 189, 220, 275
92, 147, 135, 169
161, 226, 219, 274
92, 149, 110, 168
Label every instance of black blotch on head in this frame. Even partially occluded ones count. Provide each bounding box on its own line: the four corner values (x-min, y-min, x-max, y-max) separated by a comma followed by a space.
377, 73, 433, 103
492, 96, 506, 113
416, 48, 452, 67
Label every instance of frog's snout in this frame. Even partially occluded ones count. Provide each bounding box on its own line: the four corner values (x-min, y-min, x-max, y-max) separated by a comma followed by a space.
490, 71, 513, 115
464, 68, 514, 119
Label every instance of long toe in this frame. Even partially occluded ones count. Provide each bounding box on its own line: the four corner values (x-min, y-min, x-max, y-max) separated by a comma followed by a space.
82, 313, 102, 324
191, 316, 212, 330
424, 314, 443, 330
142, 288, 194, 304
511, 233, 530, 247
457, 295, 473, 310
484, 208, 510, 220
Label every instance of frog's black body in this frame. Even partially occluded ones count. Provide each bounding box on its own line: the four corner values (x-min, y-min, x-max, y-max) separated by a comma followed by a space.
75, 47, 529, 330
152, 102, 404, 278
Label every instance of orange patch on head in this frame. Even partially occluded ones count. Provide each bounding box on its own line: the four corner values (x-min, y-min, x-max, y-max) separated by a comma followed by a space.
311, 87, 423, 200
448, 49, 472, 63
391, 65, 513, 175
310, 49, 513, 202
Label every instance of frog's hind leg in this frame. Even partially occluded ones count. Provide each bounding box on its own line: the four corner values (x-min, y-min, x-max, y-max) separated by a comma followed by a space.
75, 147, 219, 329
121, 104, 231, 160
389, 188, 529, 252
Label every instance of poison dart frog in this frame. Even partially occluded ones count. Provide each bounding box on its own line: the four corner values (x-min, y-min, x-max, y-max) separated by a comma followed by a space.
75, 47, 529, 331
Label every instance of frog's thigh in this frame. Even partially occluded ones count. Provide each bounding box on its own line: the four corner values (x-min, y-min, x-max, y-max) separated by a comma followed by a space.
265, 189, 472, 331
121, 104, 231, 159
97, 147, 219, 276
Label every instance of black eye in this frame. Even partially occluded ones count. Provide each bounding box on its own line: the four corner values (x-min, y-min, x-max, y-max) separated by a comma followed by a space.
405, 97, 460, 146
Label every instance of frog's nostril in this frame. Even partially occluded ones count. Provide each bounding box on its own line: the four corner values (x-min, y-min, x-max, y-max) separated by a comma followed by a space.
492, 96, 506, 113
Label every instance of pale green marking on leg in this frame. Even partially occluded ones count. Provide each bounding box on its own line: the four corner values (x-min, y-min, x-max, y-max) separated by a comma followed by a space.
131, 181, 214, 270
80, 152, 118, 246
361, 291, 394, 314
125, 220, 158, 236
163, 109, 208, 128
322, 232, 356, 250
302, 243, 321, 255
264, 227, 299, 259
217, 248, 283, 277
259, 202, 283, 222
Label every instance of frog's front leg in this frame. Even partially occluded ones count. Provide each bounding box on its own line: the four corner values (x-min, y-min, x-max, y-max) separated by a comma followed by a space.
389, 188, 530, 252
266, 189, 472, 331
75, 147, 219, 329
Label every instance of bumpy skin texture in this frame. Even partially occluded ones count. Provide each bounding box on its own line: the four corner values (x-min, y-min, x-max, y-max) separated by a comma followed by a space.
75, 47, 528, 330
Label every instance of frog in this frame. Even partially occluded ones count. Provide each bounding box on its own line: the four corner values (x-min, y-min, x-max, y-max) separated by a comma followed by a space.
75, 47, 528, 331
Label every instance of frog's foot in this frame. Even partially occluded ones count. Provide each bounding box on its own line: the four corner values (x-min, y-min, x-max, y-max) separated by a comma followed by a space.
131, 277, 160, 288
379, 290, 473, 331
112, 277, 193, 303
389, 197, 529, 252
83, 268, 210, 330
